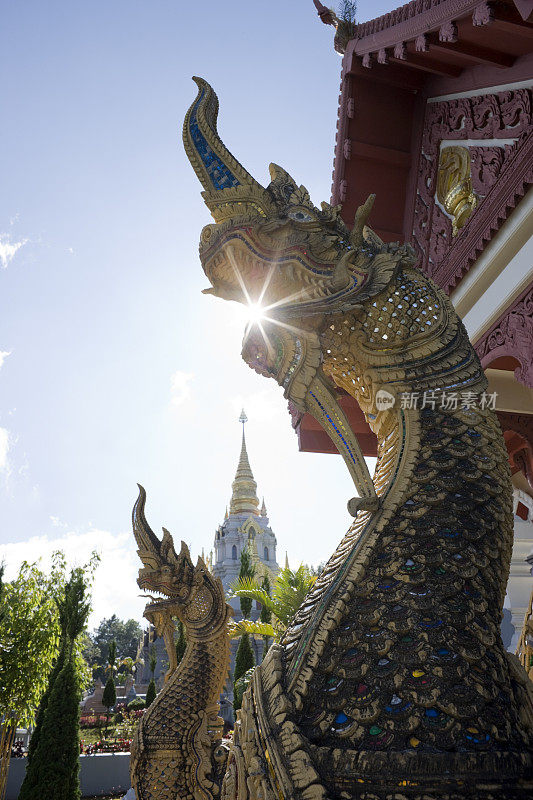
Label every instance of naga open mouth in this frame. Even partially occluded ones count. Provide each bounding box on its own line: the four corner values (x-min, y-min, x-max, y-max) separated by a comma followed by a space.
140, 592, 180, 613
200, 231, 371, 321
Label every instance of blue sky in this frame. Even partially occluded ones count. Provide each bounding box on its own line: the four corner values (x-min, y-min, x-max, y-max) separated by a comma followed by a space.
1, 0, 398, 625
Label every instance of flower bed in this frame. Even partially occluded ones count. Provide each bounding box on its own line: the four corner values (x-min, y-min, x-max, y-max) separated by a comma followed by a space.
80, 714, 109, 729
82, 738, 132, 755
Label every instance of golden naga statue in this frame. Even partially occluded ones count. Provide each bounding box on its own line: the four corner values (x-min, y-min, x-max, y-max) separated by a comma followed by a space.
132, 77, 533, 799
130, 485, 232, 800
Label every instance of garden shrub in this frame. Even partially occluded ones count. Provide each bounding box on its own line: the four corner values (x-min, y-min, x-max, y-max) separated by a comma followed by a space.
127, 698, 145, 711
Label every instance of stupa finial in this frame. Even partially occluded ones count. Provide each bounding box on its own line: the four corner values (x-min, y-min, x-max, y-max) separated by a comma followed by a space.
229, 411, 259, 515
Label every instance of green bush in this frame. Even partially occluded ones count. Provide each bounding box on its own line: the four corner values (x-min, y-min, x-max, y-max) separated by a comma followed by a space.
127, 698, 145, 711
145, 679, 156, 708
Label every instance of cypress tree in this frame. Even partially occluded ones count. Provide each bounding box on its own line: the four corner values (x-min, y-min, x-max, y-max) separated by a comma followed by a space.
102, 638, 117, 735
238, 548, 255, 619
144, 642, 158, 708
260, 574, 272, 660
25, 638, 67, 766
102, 678, 116, 717
175, 619, 186, 665
0, 564, 6, 628
25, 581, 73, 768
145, 679, 156, 708
233, 632, 254, 712
19, 571, 90, 800
149, 643, 157, 678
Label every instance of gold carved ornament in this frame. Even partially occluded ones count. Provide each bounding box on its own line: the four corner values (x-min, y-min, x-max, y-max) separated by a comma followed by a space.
436, 145, 478, 236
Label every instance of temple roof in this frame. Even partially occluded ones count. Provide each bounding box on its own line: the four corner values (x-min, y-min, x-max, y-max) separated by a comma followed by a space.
316, 0, 533, 59
298, 0, 533, 467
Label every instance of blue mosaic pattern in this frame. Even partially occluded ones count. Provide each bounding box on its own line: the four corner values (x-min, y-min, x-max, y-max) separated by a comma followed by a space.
287, 413, 407, 677
189, 90, 241, 191
309, 390, 358, 469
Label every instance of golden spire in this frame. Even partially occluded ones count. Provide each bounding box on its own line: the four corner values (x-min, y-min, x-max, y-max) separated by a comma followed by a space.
285, 551, 289, 570
229, 410, 260, 515
260, 497, 267, 516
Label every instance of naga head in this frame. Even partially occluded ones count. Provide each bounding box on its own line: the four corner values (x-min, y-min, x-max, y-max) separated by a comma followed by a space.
183, 78, 418, 505
132, 484, 228, 634
183, 78, 414, 353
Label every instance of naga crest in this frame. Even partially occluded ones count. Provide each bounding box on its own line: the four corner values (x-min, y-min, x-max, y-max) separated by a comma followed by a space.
183, 77, 423, 511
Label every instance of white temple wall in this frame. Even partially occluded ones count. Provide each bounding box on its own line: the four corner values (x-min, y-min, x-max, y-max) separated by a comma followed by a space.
505, 491, 533, 652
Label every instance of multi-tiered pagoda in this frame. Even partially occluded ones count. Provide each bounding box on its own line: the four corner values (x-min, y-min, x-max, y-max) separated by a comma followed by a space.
212, 411, 280, 722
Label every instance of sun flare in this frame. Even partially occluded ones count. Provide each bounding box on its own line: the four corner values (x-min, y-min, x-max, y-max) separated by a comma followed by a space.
245, 303, 265, 325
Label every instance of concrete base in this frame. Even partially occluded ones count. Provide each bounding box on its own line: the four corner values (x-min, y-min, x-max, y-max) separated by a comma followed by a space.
7, 753, 131, 799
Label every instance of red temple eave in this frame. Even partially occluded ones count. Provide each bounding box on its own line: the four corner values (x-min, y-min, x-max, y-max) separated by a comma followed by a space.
295, 0, 533, 494
290, 394, 378, 458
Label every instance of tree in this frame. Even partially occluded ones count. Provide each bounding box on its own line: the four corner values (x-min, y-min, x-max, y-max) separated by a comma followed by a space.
145, 680, 156, 708
102, 639, 117, 736
0, 564, 6, 627
18, 570, 91, 800
145, 644, 157, 708
0, 558, 64, 800
229, 565, 317, 644
79, 633, 101, 674
339, 0, 357, 24
149, 643, 157, 678
24, 637, 68, 769
233, 667, 255, 714
233, 632, 254, 712
259, 574, 272, 660
84, 615, 141, 679
238, 547, 255, 619
175, 619, 186, 665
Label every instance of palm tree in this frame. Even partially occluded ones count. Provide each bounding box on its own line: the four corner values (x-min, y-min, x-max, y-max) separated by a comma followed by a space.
229, 565, 316, 643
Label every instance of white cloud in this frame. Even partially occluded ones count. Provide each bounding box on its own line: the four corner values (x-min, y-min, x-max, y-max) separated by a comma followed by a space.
170, 370, 194, 408
0, 233, 27, 269
50, 515, 68, 529
1, 527, 146, 629
0, 351, 11, 370
0, 428, 9, 471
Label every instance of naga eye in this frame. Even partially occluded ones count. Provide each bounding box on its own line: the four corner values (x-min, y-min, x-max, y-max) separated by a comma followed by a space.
288, 208, 314, 222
